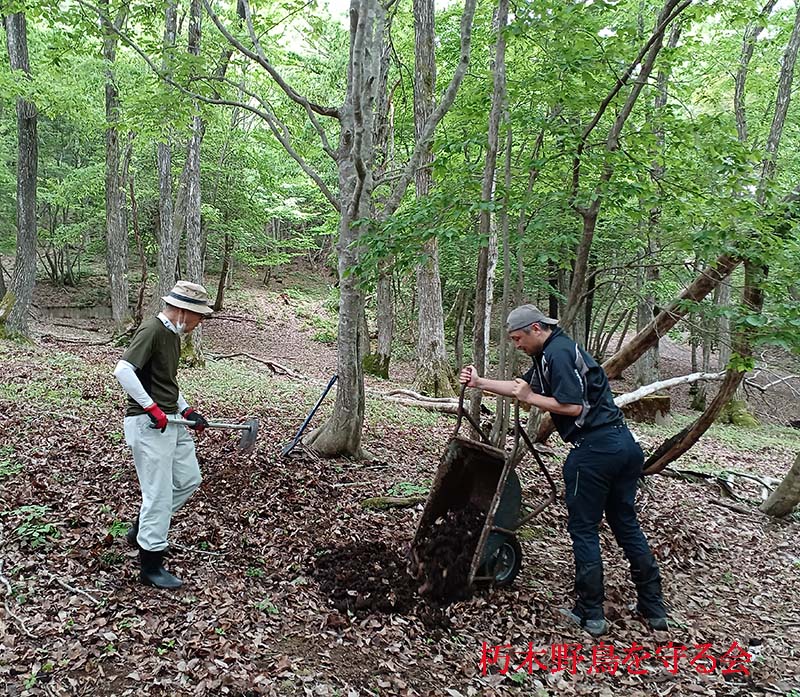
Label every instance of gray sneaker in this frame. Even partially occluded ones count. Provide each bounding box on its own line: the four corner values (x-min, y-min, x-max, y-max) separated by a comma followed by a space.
559, 608, 607, 637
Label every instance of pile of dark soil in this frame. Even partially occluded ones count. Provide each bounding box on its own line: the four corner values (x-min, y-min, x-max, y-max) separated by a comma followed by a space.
412, 504, 486, 603
312, 541, 418, 615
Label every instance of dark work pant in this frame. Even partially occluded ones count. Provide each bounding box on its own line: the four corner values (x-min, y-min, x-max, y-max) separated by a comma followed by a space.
563, 424, 652, 565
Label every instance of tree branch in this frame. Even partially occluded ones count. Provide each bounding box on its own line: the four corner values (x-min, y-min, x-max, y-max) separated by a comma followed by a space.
203, 0, 339, 118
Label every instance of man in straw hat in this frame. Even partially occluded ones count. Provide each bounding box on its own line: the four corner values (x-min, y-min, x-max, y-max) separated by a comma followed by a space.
113, 281, 213, 589
460, 304, 668, 636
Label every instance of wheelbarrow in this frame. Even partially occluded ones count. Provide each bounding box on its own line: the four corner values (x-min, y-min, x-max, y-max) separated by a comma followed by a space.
410, 385, 558, 591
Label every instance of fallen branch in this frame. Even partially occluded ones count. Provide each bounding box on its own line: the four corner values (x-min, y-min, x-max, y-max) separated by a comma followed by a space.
360, 495, 426, 510
386, 389, 460, 404
614, 371, 725, 408
49, 575, 101, 606
37, 333, 115, 346
709, 499, 759, 516
0, 561, 35, 638
208, 353, 306, 379
378, 395, 460, 414
51, 320, 102, 332
745, 374, 800, 392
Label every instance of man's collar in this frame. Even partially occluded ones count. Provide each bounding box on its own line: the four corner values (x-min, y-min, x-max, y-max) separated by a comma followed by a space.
542, 326, 562, 350
158, 312, 179, 334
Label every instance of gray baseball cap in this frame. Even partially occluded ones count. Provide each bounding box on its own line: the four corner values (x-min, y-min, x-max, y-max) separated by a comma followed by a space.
505, 304, 558, 332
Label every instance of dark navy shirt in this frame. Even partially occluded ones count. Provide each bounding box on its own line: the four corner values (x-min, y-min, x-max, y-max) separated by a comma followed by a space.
522, 327, 622, 443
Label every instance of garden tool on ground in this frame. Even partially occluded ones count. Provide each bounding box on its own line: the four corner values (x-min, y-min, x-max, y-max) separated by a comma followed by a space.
281, 374, 338, 457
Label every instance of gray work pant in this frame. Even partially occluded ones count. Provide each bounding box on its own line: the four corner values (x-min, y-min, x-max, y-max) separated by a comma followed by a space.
123, 414, 202, 551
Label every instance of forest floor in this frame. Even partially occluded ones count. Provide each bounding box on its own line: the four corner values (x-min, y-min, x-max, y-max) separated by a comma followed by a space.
1, 270, 799, 697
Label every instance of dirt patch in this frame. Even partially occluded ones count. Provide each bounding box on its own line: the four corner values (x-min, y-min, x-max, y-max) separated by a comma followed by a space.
312, 541, 418, 615
311, 541, 453, 631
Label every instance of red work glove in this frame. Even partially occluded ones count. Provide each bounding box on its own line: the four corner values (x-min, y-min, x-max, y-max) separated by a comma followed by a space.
181, 407, 208, 434
144, 403, 168, 432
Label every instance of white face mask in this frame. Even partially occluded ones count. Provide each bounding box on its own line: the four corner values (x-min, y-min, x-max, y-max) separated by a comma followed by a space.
175, 321, 188, 335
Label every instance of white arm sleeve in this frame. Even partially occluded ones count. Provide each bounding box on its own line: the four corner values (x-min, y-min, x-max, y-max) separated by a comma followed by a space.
114, 360, 154, 409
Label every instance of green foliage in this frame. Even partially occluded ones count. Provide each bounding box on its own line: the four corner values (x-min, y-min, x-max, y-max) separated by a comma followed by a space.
107, 520, 129, 538
5, 505, 61, 549
0, 446, 21, 480
388, 481, 429, 497
255, 598, 280, 615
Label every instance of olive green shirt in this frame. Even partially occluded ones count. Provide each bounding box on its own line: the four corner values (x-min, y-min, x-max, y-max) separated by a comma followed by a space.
122, 317, 180, 416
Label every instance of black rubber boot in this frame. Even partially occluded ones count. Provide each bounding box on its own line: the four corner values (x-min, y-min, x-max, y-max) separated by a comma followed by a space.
559, 561, 607, 636
127, 515, 172, 555
126, 515, 139, 548
630, 552, 668, 630
139, 548, 182, 589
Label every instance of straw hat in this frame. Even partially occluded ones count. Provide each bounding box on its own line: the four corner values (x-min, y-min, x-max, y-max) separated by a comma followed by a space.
162, 280, 213, 315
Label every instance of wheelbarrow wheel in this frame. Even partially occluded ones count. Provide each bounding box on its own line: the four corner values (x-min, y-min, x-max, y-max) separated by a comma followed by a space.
485, 533, 522, 587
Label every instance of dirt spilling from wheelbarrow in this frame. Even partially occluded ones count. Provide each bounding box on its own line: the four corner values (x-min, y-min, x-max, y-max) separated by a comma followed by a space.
312, 505, 486, 627
412, 504, 486, 603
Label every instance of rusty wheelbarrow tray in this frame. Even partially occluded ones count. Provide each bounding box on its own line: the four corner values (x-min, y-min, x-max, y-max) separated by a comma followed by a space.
411, 386, 558, 590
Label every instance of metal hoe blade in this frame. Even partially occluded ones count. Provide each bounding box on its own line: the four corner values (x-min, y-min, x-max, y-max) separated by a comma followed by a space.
236, 418, 259, 453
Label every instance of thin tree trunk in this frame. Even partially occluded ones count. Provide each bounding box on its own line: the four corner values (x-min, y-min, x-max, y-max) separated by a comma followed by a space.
3, 13, 38, 337
0, 256, 7, 299
370, 267, 393, 378
364, 26, 393, 380
453, 288, 468, 373
129, 169, 147, 327
152, 2, 179, 313
103, 0, 130, 329
213, 233, 232, 312
469, 0, 507, 429
491, 124, 513, 446
182, 0, 206, 366
636, 20, 681, 386
412, 0, 454, 397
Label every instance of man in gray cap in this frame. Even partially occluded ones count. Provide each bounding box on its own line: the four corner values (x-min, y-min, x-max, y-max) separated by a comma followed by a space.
460, 304, 668, 636
113, 280, 213, 589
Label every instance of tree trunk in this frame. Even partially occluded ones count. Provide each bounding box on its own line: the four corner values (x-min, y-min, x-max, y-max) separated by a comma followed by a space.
366, 267, 392, 379
129, 169, 147, 327
469, 0, 507, 428
302, 0, 385, 458
491, 125, 513, 446
3, 13, 38, 337
152, 2, 179, 313
635, 243, 660, 386
103, 0, 130, 330
411, 0, 454, 397
0, 256, 7, 300
453, 288, 468, 373
760, 451, 800, 517
364, 21, 394, 380
182, 0, 206, 367
213, 233, 232, 312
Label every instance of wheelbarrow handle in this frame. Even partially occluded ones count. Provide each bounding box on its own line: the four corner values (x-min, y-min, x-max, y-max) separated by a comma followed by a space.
452, 383, 492, 444
165, 417, 252, 432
